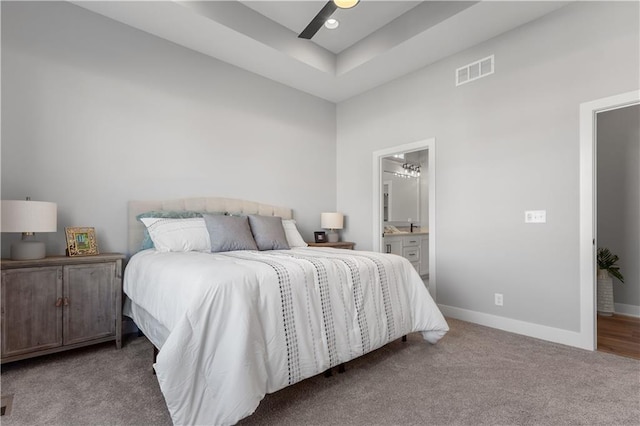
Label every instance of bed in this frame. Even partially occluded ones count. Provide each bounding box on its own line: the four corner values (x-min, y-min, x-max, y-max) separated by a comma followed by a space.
123, 197, 449, 425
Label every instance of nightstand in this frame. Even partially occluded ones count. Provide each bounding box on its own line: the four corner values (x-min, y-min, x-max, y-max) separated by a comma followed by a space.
307, 241, 356, 250
1, 253, 125, 364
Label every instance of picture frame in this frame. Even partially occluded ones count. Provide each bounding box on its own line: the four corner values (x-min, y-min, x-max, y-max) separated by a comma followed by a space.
314, 231, 327, 243
65, 227, 99, 257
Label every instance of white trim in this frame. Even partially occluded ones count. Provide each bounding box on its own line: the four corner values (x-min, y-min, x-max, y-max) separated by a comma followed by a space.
614, 303, 640, 318
579, 90, 640, 351
372, 138, 436, 300
439, 304, 591, 350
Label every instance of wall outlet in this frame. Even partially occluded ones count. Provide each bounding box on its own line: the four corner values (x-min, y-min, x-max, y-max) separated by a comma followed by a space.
495, 293, 504, 306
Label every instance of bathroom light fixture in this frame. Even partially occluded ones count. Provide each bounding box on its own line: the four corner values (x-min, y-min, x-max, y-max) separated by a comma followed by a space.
402, 163, 421, 177
324, 18, 339, 30
385, 170, 415, 179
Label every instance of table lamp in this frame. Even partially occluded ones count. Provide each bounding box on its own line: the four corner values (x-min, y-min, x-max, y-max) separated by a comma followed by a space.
321, 212, 343, 243
1, 198, 57, 260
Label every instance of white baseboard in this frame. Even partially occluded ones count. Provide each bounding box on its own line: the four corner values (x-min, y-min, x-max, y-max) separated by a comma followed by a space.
614, 303, 640, 317
438, 305, 593, 351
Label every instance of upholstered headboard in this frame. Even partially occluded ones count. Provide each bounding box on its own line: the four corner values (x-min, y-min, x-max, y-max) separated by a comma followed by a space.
128, 197, 293, 255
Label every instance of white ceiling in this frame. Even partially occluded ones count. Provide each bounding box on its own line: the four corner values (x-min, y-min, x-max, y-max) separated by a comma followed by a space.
71, 1, 570, 103
240, 1, 423, 54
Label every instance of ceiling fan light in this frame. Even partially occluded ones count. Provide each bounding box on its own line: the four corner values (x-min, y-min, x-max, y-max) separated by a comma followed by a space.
324, 18, 339, 30
333, 0, 359, 9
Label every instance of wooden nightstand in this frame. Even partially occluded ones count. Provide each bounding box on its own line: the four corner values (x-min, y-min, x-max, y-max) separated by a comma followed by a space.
307, 241, 355, 250
1, 253, 125, 364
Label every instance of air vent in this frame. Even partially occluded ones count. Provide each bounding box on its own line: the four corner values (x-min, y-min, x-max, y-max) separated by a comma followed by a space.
456, 55, 494, 86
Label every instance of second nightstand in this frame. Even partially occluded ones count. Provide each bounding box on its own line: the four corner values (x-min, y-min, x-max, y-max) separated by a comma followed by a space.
307, 241, 355, 250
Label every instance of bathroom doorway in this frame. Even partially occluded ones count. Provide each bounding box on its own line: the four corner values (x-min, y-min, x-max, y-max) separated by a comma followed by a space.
373, 138, 436, 299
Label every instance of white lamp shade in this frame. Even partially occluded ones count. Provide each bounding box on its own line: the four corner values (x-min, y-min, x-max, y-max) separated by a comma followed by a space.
1, 200, 57, 233
321, 212, 344, 230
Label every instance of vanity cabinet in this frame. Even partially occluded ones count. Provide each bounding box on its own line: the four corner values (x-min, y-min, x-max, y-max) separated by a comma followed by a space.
384, 234, 425, 274
1, 254, 124, 363
385, 239, 403, 257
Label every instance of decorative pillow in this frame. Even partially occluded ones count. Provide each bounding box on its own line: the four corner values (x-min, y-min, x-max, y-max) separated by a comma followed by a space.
281, 219, 307, 248
139, 217, 211, 252
203, 214, 258, 252
248, 215, 290, 251
137, 210, 223, 250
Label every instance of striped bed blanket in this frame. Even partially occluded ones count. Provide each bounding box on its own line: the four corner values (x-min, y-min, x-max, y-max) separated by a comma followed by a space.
124, 247, 448, 425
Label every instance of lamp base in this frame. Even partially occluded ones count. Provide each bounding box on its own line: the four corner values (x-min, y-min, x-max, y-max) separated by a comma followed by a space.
327, 230, 340, 243
11, 240, 46, 260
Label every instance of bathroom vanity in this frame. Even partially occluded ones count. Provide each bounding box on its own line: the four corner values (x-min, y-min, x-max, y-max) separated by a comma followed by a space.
383, 230, 428, 276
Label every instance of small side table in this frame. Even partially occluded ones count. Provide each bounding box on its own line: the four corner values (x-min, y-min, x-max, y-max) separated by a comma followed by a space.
307, 241, 355, 250
1, 253, 124, 364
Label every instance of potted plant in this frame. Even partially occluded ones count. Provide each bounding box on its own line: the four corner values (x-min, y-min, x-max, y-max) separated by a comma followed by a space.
597, 248, 624, 316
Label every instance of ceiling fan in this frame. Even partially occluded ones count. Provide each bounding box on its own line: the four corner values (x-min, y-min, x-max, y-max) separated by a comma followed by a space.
298, 0, 359, 40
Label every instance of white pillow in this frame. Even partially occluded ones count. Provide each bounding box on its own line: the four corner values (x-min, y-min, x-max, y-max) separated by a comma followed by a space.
140, 217, 211, 252
281, 219, 307, 248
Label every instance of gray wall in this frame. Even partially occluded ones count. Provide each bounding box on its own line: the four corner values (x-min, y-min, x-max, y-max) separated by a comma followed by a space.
597, 104, 640, 314
1, 2, 336, 256
336, 1, 639, 331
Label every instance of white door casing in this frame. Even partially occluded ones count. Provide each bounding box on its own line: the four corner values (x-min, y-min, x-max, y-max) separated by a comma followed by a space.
579, 90, 640, 350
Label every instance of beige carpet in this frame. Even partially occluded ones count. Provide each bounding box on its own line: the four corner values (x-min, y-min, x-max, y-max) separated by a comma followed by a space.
1, 318, 638, 425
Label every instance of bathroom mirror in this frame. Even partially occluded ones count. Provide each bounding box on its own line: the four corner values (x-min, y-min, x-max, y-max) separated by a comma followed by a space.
382, 155, 420, 224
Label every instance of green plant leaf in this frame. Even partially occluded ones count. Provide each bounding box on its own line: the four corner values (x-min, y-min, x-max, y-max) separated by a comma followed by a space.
597, 247, 625, 283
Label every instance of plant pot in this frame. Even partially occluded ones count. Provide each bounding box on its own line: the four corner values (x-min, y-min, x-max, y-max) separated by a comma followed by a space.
597, 269, 614, 316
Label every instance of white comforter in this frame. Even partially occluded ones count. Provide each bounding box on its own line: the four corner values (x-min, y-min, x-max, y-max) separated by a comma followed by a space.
124, 247, 448, 425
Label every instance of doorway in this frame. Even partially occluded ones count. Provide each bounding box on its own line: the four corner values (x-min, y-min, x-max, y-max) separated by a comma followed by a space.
595, 104, 640, 359
372, 138, 436, 300
579, 90, 640, 351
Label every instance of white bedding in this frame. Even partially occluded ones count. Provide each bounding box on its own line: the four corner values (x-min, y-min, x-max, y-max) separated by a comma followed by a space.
124, 247, 449, 425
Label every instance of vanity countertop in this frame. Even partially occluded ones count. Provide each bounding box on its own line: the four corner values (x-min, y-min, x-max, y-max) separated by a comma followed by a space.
384, 229, 428, 237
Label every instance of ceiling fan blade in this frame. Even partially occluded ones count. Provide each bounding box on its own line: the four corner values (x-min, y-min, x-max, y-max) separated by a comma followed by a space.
298, 1, 338, 40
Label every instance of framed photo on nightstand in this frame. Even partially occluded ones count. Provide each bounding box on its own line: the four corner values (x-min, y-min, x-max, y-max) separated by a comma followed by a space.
65, 227, 99, 257
314, 231, 327, 243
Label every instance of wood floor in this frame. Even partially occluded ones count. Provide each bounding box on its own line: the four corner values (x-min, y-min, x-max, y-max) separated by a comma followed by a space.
597, 314, 640, 360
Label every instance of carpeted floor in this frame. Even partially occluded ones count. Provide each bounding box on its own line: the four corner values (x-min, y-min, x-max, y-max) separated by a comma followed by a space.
1, 318, 639, 425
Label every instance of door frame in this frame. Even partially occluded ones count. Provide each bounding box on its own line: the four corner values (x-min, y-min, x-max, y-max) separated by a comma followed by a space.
372, 138, 436, 299
579, 90, 639, 350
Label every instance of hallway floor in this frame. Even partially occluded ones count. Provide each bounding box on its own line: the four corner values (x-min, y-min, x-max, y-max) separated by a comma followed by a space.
597, 313, 640, 360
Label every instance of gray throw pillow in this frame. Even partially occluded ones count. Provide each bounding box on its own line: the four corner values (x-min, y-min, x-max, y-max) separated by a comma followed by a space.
248, 215, 290, 251
203, 214, 258, 252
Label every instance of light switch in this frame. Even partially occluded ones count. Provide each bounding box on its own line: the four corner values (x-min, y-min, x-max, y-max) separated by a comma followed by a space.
525, 210, 546, 223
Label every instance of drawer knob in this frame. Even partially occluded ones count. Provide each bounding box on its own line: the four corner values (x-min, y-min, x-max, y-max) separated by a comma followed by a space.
55, 297, 63, 307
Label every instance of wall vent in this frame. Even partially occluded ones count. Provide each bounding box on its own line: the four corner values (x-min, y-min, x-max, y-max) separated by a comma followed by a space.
456, 55, 494, 86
